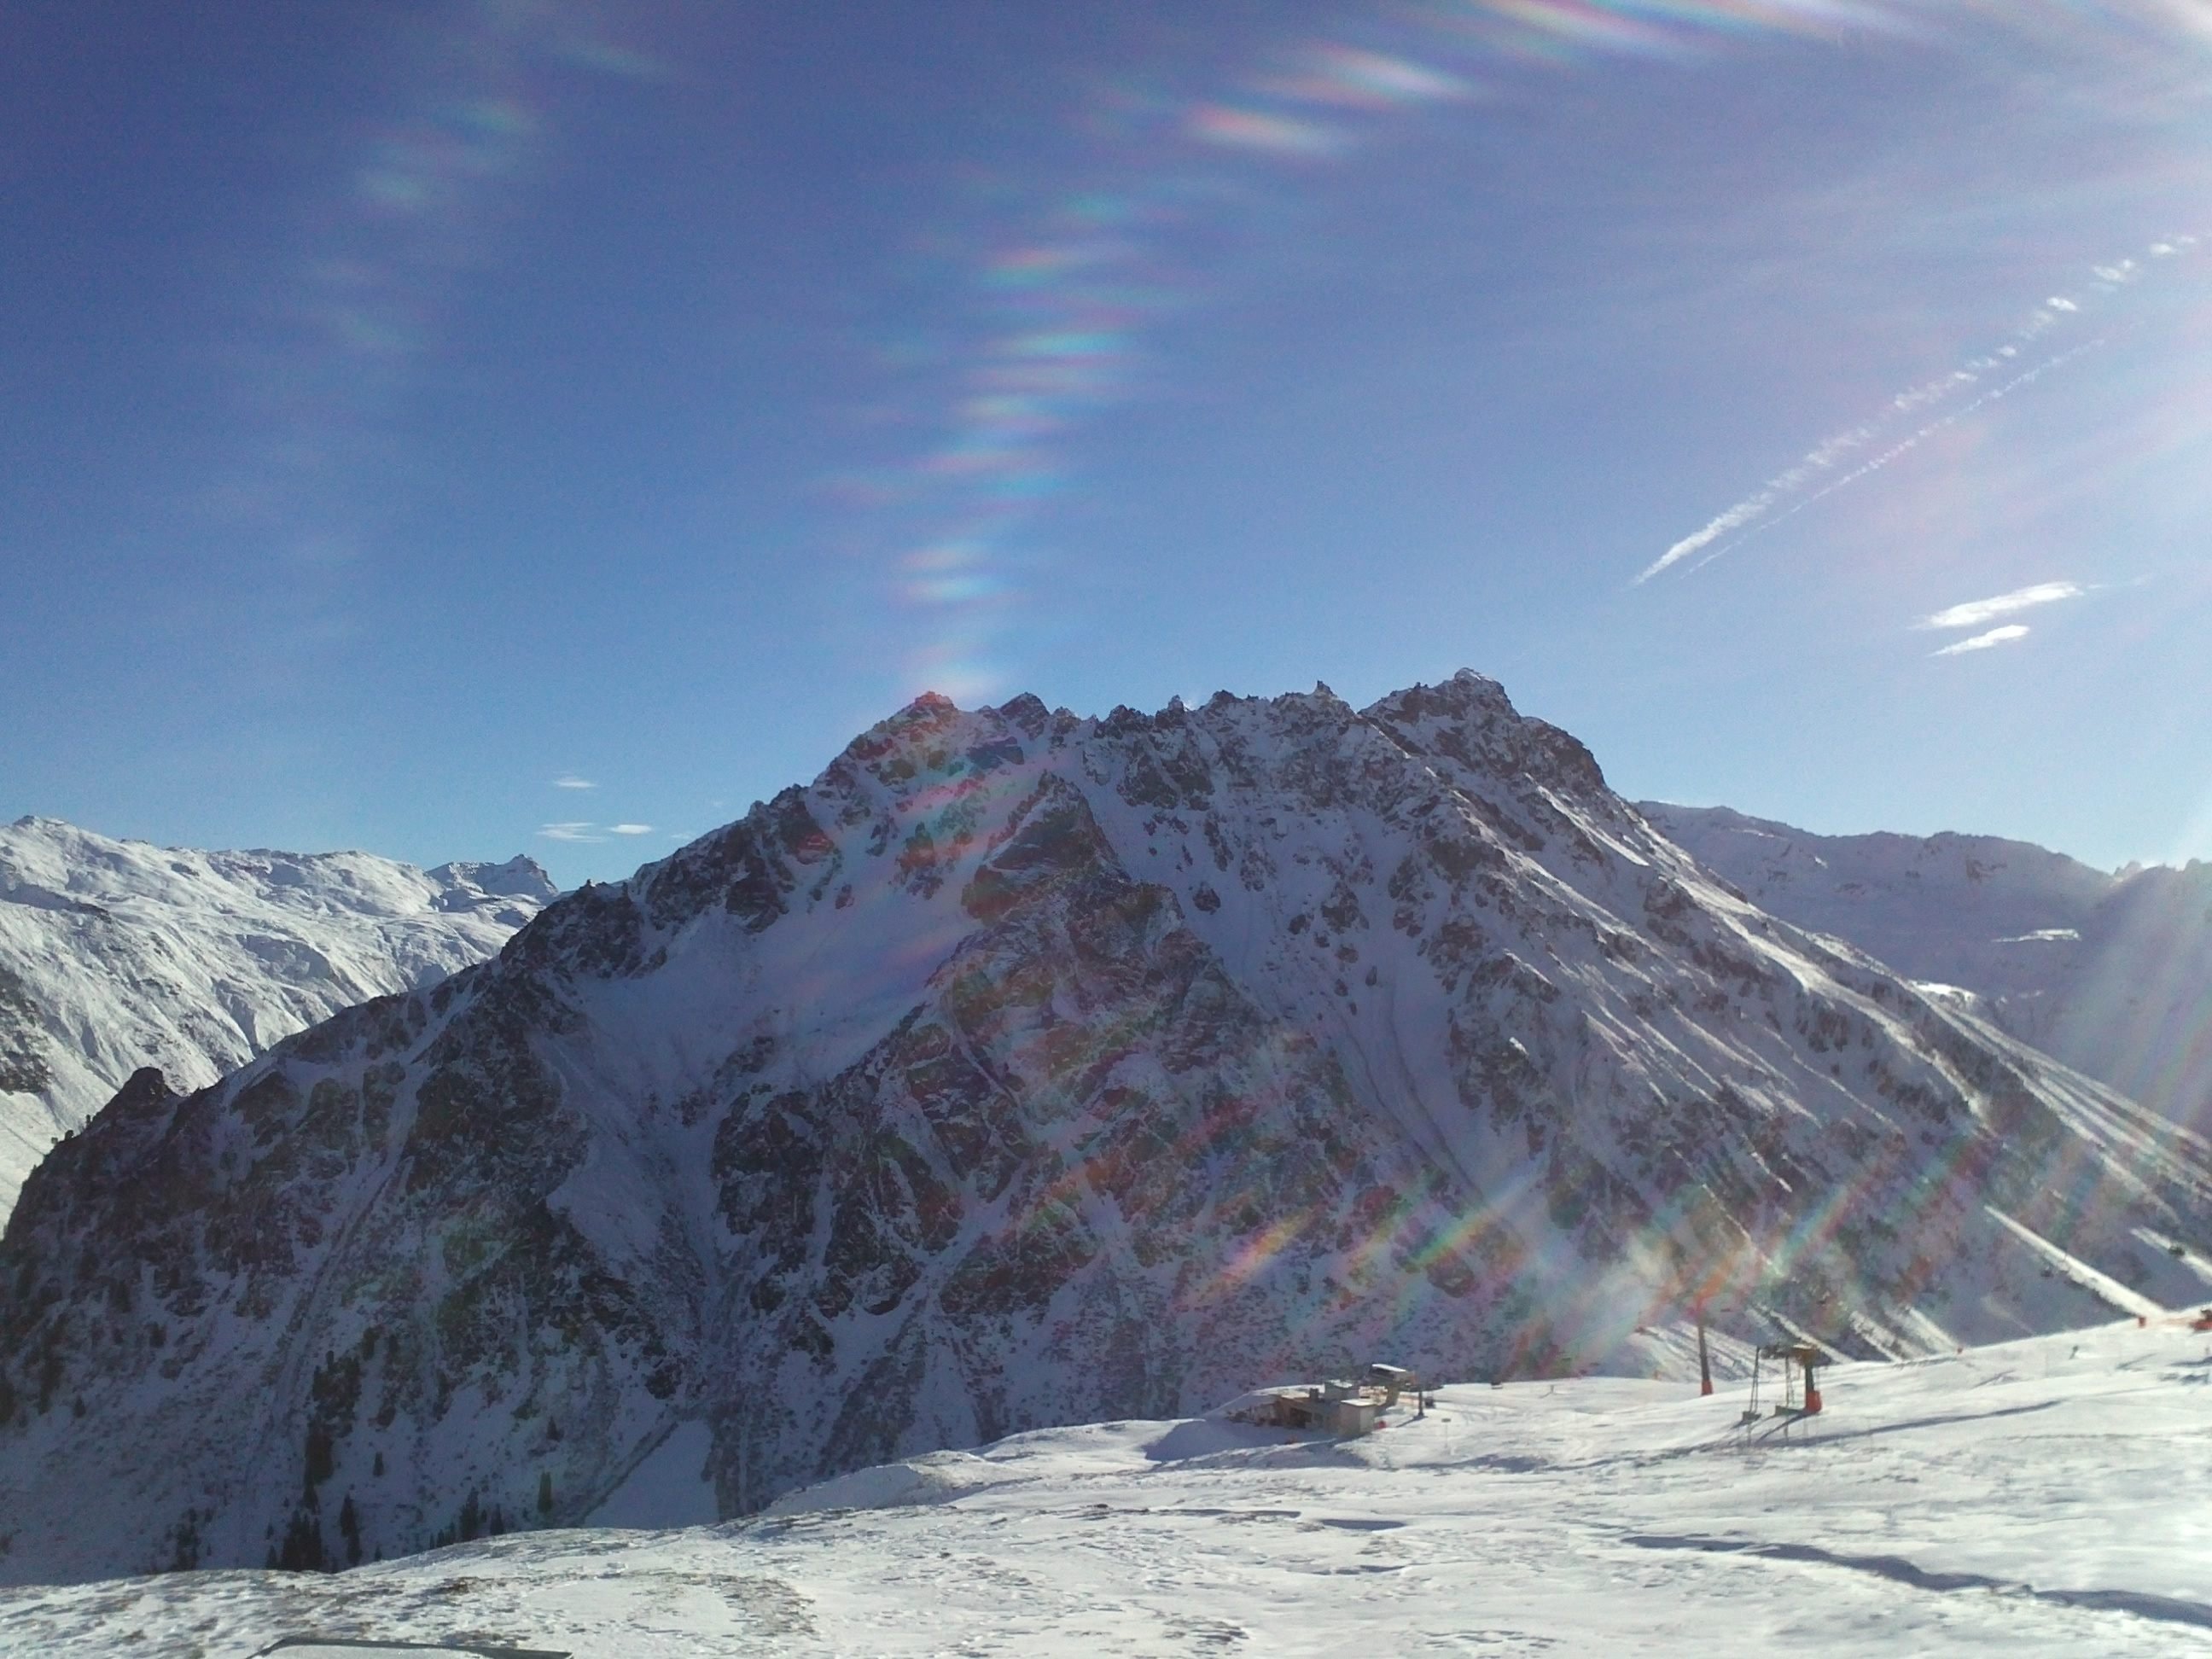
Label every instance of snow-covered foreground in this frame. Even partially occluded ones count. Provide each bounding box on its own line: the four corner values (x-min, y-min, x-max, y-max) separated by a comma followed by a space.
4, 1319, 2209, 1656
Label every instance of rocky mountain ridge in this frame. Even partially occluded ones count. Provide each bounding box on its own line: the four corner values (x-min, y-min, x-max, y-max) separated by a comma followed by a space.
1643, 804, 2212, 1137
3, 676, 2208, 1584
0, 816, 556, 1220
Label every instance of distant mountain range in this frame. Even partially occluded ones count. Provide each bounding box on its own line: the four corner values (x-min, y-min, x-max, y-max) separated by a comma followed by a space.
4, 674, 2205, 1585
1643, 805, 2212, 1138
0, 816, 555, 1220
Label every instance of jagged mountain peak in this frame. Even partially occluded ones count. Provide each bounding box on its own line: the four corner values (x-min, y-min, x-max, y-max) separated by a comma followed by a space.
3, 678, 2209, 1584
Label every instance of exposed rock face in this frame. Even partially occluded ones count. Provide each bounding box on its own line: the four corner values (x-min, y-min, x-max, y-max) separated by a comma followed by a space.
0, 818, 556, 1220
1644, 805, 2212, 1137
3, 676, 2209, 1584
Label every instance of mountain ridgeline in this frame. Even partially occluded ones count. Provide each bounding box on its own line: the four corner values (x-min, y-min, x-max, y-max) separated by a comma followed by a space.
1641, 804, 2212, 1139
3, 673, 2209, 1583
0, 816, 556, 1222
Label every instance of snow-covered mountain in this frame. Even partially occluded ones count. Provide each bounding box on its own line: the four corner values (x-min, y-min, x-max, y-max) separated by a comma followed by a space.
1643, 805, 2212, 1137
3, 674, 2209, 1585
7, 1316, 2212, 1656
0, 816, 556, 1220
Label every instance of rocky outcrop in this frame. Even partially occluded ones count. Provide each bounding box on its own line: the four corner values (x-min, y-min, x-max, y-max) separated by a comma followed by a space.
0, 818, 556, 1220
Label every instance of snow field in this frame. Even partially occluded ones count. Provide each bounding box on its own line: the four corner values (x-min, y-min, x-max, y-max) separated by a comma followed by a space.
3, 1317, 2209, 1656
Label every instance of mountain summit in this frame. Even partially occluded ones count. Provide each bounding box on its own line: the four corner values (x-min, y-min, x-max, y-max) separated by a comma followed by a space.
3, 675, 2207, 1582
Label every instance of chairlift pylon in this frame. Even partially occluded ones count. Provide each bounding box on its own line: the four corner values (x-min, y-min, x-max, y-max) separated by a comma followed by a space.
1738, 1345, 1764, 1426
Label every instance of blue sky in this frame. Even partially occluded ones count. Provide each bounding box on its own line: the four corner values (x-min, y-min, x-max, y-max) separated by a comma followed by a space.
5, 1, 2209, 887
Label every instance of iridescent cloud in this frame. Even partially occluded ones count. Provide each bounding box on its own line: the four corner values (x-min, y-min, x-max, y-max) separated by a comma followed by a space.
1188, 104, 1347, 157
218, 3, 665, 603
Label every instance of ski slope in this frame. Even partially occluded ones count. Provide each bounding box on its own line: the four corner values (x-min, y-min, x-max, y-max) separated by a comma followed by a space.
3, 1317, 2208, 1656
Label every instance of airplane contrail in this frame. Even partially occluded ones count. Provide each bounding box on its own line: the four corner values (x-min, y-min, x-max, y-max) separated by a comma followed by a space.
1637, 236, 2195, 585
1667, 339, 2106, 579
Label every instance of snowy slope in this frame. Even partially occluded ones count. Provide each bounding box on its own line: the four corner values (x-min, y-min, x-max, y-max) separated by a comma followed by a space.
0, 816, 555, 1220
3, 1316, 2211, 1656
3, 675, 2209, 1586
1644, 804, 2212, 1135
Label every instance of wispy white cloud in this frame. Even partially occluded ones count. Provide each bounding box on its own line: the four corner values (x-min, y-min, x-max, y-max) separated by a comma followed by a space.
1934, 624, 2031, 657
608, 823, 654, 836
554, 774, 596, 791
538, 822, 606, 843
1919, 580, 2087, 632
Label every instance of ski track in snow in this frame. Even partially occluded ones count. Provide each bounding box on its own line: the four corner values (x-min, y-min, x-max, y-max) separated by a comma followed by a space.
4, 1318, 2209, 1656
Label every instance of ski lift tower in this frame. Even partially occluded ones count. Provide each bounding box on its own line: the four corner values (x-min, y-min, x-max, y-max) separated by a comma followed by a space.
1742, 1341, 1829, 1424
